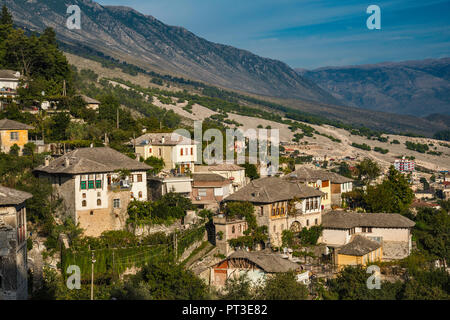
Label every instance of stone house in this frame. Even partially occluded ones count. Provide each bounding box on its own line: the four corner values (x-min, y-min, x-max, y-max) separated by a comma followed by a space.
223, 177, 324, 248
147, 175, 193, 201
0, 186, 32, 300
213, 215, 248, 255
321, 211, 415, 261
191, 173, 232, 211
0, 118, 34, 155
209, 249, 301, 287
132, 132, 197, 174
34, 147, 151, 237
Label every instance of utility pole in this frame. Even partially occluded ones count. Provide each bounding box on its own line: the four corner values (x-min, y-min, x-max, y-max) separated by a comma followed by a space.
116, 108, 119, 129
174, 232, 178, 263
63, 80, 67, 97
91, 251, 96, 300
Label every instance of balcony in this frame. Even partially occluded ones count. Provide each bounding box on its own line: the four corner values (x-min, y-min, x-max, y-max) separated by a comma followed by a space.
108, 180, 133, 192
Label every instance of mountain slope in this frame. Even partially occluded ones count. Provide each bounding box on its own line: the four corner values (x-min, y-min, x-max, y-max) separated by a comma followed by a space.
297, 58, 450, 116
3, 0, 338, 104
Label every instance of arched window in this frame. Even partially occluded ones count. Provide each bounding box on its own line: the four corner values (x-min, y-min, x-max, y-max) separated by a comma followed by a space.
82, 200, 87, 207
97, 199, 101, 206
139, 191, 143, 198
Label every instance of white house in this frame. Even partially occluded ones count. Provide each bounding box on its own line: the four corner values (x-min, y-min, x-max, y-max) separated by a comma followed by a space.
34, 147, 151, 237
321, 211, 415, 261
132, 132, 197, 174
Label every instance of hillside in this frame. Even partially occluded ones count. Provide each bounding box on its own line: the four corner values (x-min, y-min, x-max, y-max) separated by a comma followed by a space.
297, 58, 450, 116
3, 0, 338, 105
65, 53, 450, 172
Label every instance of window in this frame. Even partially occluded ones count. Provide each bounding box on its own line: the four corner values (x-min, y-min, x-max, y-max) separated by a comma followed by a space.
148, 147, 152, 154
198, 189, 207, 197
95, 180, 102, 189
306, 200, 310, 211
138, 191, 143, 198
97, 199, 101, 206
260, 206, 264, 217
10, 132, 19, 140
82, 200, 87, 207
238, 225, 242, 232
159, 148, 162, 156
82, 193, 86, 199
88, 181, 95, 189
191, 147, 193, 155
137, 174, 143, 182
80, 181, 87, 190
90, 211, 94, 216
130, 175, 134, 183
113, 199, 120, 208
232, 226, 235, 234
306, 219, 309, 226
130, 192, 134, 198
97, 192, 101, 197
180, 148, 184, 156
107, 175, 112, 185
315, 218, 318, 225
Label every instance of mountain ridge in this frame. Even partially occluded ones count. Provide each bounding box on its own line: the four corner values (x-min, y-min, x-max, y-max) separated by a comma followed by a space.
297, 58, 450, 116
3, 0, 339, 105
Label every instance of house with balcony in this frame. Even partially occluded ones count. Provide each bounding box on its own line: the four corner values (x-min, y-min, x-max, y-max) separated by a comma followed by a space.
284, 167, 353, 209
132, 132, 197, 174
195, 163, 248, 193
321, 211, 415, 262
223, 177, 324, 247
147, 175, 193, 201
0, 70, 21, 110
0, 186, 32, 300
0, 118, 34, 155
191, 173, 232, 211
34, 147, 151, 237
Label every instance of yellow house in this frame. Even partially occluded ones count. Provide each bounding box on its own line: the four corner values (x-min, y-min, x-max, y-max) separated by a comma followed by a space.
337, 235, 382, 269
0, 118, 34, 154
284, 167, 333, 209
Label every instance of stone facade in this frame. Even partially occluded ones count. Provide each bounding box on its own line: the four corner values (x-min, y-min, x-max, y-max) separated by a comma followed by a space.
0, 203, 28, 300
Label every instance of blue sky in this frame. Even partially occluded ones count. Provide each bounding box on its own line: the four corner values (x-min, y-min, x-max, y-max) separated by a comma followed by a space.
97, 0, 450, 69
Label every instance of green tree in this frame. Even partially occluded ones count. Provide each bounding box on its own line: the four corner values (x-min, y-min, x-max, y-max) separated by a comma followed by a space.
111, 260, 209, 300
242, 163, 259, 180
9, 143, 20, 156
219, 273, 255, 300
364, 166, 414, 213
144, 156, 165, 174
257, 272, 308, 300
355, 158, 381, 184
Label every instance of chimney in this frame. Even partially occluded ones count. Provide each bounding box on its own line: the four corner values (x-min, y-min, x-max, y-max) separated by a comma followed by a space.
90, 143, 94, 148
44, 156, 50, 167
65, 158, 70, 167
161, 136, 165, 144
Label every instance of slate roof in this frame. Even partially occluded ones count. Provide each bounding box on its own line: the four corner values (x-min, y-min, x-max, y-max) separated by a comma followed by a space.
80, 95, 100, 104
228, 250, 301, 273
322, 211, 415, 229
34, 147, 151, 175
0, 70, 20, 80
207, 163, 245, 171
0, 186, 32, 206
0, 118, 34, 130
338, 235, 381, 256
193, 173, 230, 187
285, 167, 353, 184
223, 177, 324, 203
131, 132, 197, 146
